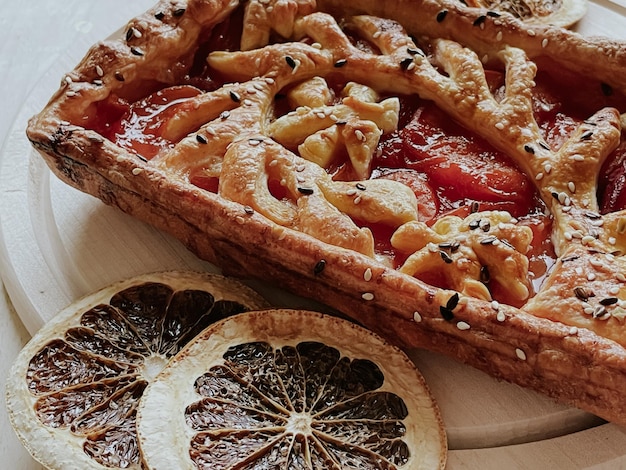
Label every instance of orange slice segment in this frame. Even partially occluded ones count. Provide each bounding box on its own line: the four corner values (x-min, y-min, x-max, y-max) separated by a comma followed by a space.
5, 271, 269, 470
137, 309, 447, 469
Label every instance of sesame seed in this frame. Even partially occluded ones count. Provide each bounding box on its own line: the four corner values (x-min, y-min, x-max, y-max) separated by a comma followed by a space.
544, 163, 552, 174
130, 46, 144, 56
495, 122, 505, 130
220, 110, 230, 120
457, 321, 471, 330
439, 306, 454, 321
132, 168, 142, 176
446, 293, 460, 310
297, 187, 314, 195
440, 251, 453, 264
314, 259, 326, 275
355, 129, 366, 141
285, 55, 297, 69
196, 134, 208, 144
496, 31, 503, 41
496, 311, 506, 322
229, 91, 241, 103
515, 348, 527, 360
473, 15, 487, 26
413, 311, 422, 322
600, 297, 619, 306
372, 31, 381, 39
571, 154, 584, 162
569, 327, 578, 335
362, 292, 375, 301
564, 232, 573, 241
364, 268, 373, 282
95, 65, 104, 77
542, 38, 549, 48
524, 144, 535, 154
610, 286, 620, 295
334, 59, 348, 68
581, 130, 593, 141
582, 235, 596, 245
568, 182, 576, 192
399, 57, 414, 70
535, 172, 544, 181
436, 10, 448, 22
616, 273, 626, 282
114, 71, 125, 82
491, 300, 500, 311
528, 29, 536, 36
173, 7, 186, 17
587, 272, 597, 281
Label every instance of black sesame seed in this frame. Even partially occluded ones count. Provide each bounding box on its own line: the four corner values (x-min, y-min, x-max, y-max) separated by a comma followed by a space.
400, 57, 414, 70
584, 210, 602, 219
601, 82, 613, 96
580, 130, 593, 141
469, 219, 480, 230
551, 192, 560, 201
407, 47, 424, 56
126, 27, 136, 42
473, 15, 487, 26
155, 11, 165, 20
285, 55, 297, 69
539, 141, 551, 151
446, 292, 460, 310
561, 255, 580, 263
114, 71, 125, 82
480, 221, 491, 232
480, 236, 497, 245
356, 182, 367, 191
437, 10, 448, 22
334, 59, 348, 68
480, 265, 491, 283
314, 259, 327, 275
574, 286, 590, 301
439, 306, 455, 321
130, 46, 144, 56
297, 187, 314, 195
524, 144, 535, 154
196, 134, 208, 144
440, 251, 453, 264
229, 91, 241, 103
244, 205, 255, 215
173, 7, 186, 17
600, 297, 619, 306
470, 201, 480, 213
487, 10, 501, 17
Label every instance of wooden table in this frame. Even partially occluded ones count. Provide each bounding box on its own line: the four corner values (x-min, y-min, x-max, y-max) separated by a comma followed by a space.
1, 1, 625, 468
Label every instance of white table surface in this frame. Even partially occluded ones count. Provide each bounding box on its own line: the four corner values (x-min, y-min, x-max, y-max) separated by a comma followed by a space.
1, 1, 626, 469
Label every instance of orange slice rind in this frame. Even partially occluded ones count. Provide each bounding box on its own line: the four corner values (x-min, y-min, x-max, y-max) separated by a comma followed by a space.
137, 308, 447, 470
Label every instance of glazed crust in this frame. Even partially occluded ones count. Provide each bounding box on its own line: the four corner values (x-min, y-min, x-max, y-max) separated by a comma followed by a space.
26, 0, 626, 424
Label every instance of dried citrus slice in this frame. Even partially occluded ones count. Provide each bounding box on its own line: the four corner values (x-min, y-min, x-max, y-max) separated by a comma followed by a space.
463, 0, 588, 27
137, 309, 447, 470
5, 271, 269, 470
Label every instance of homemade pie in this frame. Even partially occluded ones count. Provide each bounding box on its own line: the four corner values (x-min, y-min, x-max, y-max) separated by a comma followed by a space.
26, 0, 626, 424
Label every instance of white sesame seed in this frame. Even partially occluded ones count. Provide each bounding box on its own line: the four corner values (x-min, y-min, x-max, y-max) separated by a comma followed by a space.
616, 273, 626, 282
542, 38, 549, 48
496, 31, 503, 41
571, 154, 584, 162
569, 326, 578, 335
587, 272, 597, 281
116, 156, 125, 163
584, 306, 594, 315
582, 235, 596, 245
413, 311, 422, 322
544, 163, 552, 174
427, 242, 439, 253
457, 321, 471, 331
568, 182, 576, 193
355, 130, 366, 142
491, 300, 500, 311
535, 172, 544, 181
372, 31, 381, 39
96, 65, 104, 77
362, 292, 375, 301
495, 122, 505, 130
497, 311, 506, 322
482, 54, 489, 64
235, 216, 245, 225
575, 267, 584, 275
364, 268, 373, 282
609, 286, 620, 295
515, 348, 527, 360
131, 168, 142, 175
528, 29, 536, 36
353, 196, 362, 205
609, 237, 617, 245
564, 232, 573, 241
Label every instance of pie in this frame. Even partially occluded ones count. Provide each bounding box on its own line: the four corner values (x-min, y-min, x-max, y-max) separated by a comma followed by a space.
26, 0, 626, 424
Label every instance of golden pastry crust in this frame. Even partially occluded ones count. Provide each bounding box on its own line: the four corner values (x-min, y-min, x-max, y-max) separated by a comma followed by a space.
26, 0, 626, 424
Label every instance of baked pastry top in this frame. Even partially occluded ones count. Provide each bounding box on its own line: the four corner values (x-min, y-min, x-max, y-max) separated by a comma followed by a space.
27, 0, 626, 423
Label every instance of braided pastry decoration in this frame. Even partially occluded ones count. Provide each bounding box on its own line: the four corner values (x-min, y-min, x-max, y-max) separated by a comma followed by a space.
26, 0, 626, 423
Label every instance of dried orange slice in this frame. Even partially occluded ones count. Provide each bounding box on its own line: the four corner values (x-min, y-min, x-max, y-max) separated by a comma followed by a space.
463, 0, 588, 27
5, 271, 269, 470
137, 309, 447, 469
